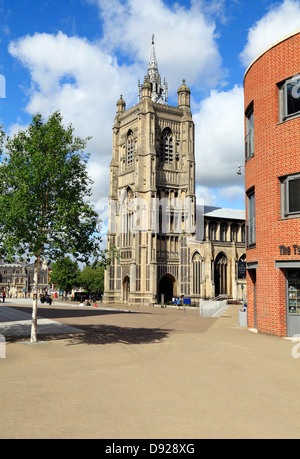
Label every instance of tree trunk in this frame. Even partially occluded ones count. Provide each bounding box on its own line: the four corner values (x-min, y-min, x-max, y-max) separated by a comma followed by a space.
30, 256, 41, 343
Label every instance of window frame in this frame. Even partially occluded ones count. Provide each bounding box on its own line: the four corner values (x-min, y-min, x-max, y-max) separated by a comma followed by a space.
192, 251, 202, 295
209, 222, 217, 241
246, 188, 256, 248
126, 130, 135, 167
245, 101, 254, 161
278, 74, 300, 122
160, 127, 173, 164
281, 173, 300, 218
230, 223, 239, 243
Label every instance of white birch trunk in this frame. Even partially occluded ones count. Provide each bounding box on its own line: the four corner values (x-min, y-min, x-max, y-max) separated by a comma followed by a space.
30, 256, 41, 343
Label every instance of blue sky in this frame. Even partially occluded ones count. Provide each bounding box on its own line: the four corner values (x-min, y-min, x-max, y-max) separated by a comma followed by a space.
1, 0, 300, 221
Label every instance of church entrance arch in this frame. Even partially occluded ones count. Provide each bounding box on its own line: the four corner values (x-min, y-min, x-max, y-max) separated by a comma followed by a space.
214, 252, 228, 296
123, 276, 130, 303
158, 274, 177, 303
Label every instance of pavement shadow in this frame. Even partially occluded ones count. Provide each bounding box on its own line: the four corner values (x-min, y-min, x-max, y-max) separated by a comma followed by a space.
66, 324, 171, 346
2, 305, 134, 320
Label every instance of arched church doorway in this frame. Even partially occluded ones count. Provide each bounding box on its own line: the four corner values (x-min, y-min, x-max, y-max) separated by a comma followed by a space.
158, 274, 177, 303
214, 252, 228, 296
123, 276, 130, 303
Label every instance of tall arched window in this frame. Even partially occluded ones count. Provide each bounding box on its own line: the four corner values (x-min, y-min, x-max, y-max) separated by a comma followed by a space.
220, 223, 227, 242
209, 222, 217, 241
241, 224, 245, 243
127, 130, 134, 166
238, 254, 246, 280
192, 252, 202, 295
214, 252, 228, 296
160, 127, 173, 163
231, 223, 239, 242
121, 187, 134, 247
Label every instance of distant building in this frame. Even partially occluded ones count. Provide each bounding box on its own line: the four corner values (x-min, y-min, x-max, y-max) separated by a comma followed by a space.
244, 30, 300, 337
104, 37, 246, 305
0, 260, 49, 296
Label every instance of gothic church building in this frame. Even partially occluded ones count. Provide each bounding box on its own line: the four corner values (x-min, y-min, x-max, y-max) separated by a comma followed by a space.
104, 38, 246, 305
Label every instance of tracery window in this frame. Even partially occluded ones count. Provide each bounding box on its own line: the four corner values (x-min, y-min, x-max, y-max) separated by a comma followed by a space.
192, 252, 202, 295
127, 130, 134, 167
238, 254, 246, 280
121, 187, 134, 248
160, 127, 173, 163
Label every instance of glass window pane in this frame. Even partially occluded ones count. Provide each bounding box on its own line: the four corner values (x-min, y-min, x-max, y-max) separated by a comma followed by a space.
248, 192, 255, 219
289, 178, 300, 213
248, 110, 254, 131
288, 270, 300, 315
287, 78, 300, 115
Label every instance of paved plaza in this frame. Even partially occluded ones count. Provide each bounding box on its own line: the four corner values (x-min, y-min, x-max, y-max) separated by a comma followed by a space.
0, 299, 300, 439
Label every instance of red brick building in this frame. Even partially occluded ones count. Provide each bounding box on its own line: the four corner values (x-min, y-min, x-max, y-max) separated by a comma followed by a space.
244, 30, 300, 337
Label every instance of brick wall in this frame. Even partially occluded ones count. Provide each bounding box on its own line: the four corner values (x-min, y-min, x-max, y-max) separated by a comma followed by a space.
244, 31, 300, 336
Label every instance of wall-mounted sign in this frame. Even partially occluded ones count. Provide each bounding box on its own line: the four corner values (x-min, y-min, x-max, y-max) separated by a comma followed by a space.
279, 245, 300, 256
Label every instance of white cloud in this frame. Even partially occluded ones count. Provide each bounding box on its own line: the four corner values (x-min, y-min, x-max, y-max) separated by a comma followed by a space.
87, 160, 110, 208
96, 0, 223, 93
240, 0, 300, 67
7, 0, 227, 206
217, 185, 244, 203
193, 84, 244, 188
8, 31, 140, 199
196, 185, 217, 207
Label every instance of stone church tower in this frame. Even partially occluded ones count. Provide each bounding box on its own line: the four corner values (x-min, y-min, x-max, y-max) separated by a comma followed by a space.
103, 37, 196, 305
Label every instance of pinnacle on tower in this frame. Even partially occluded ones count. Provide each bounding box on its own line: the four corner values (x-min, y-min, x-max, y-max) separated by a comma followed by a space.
138, 35, 168, 104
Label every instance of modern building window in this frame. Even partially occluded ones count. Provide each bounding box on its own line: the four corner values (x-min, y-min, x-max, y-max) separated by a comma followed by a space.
279, 75, 300, 121
246, 188, 256, 247
160, 127, 173, 163
281, 173, 300, 218
127, 130, 134, 167
245, 102, 254, 161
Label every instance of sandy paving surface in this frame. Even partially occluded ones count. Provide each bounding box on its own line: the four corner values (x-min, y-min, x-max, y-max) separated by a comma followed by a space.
0, 302, 299, 439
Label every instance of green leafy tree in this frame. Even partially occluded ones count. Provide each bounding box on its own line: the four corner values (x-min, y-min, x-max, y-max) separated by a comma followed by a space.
0, 112, 104, 342
79, 264, 105, 297
49, 256, 81, 293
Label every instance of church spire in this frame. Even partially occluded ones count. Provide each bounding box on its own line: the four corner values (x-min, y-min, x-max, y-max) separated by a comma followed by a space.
138, 35, 168, 104
148, 34, 158, 74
